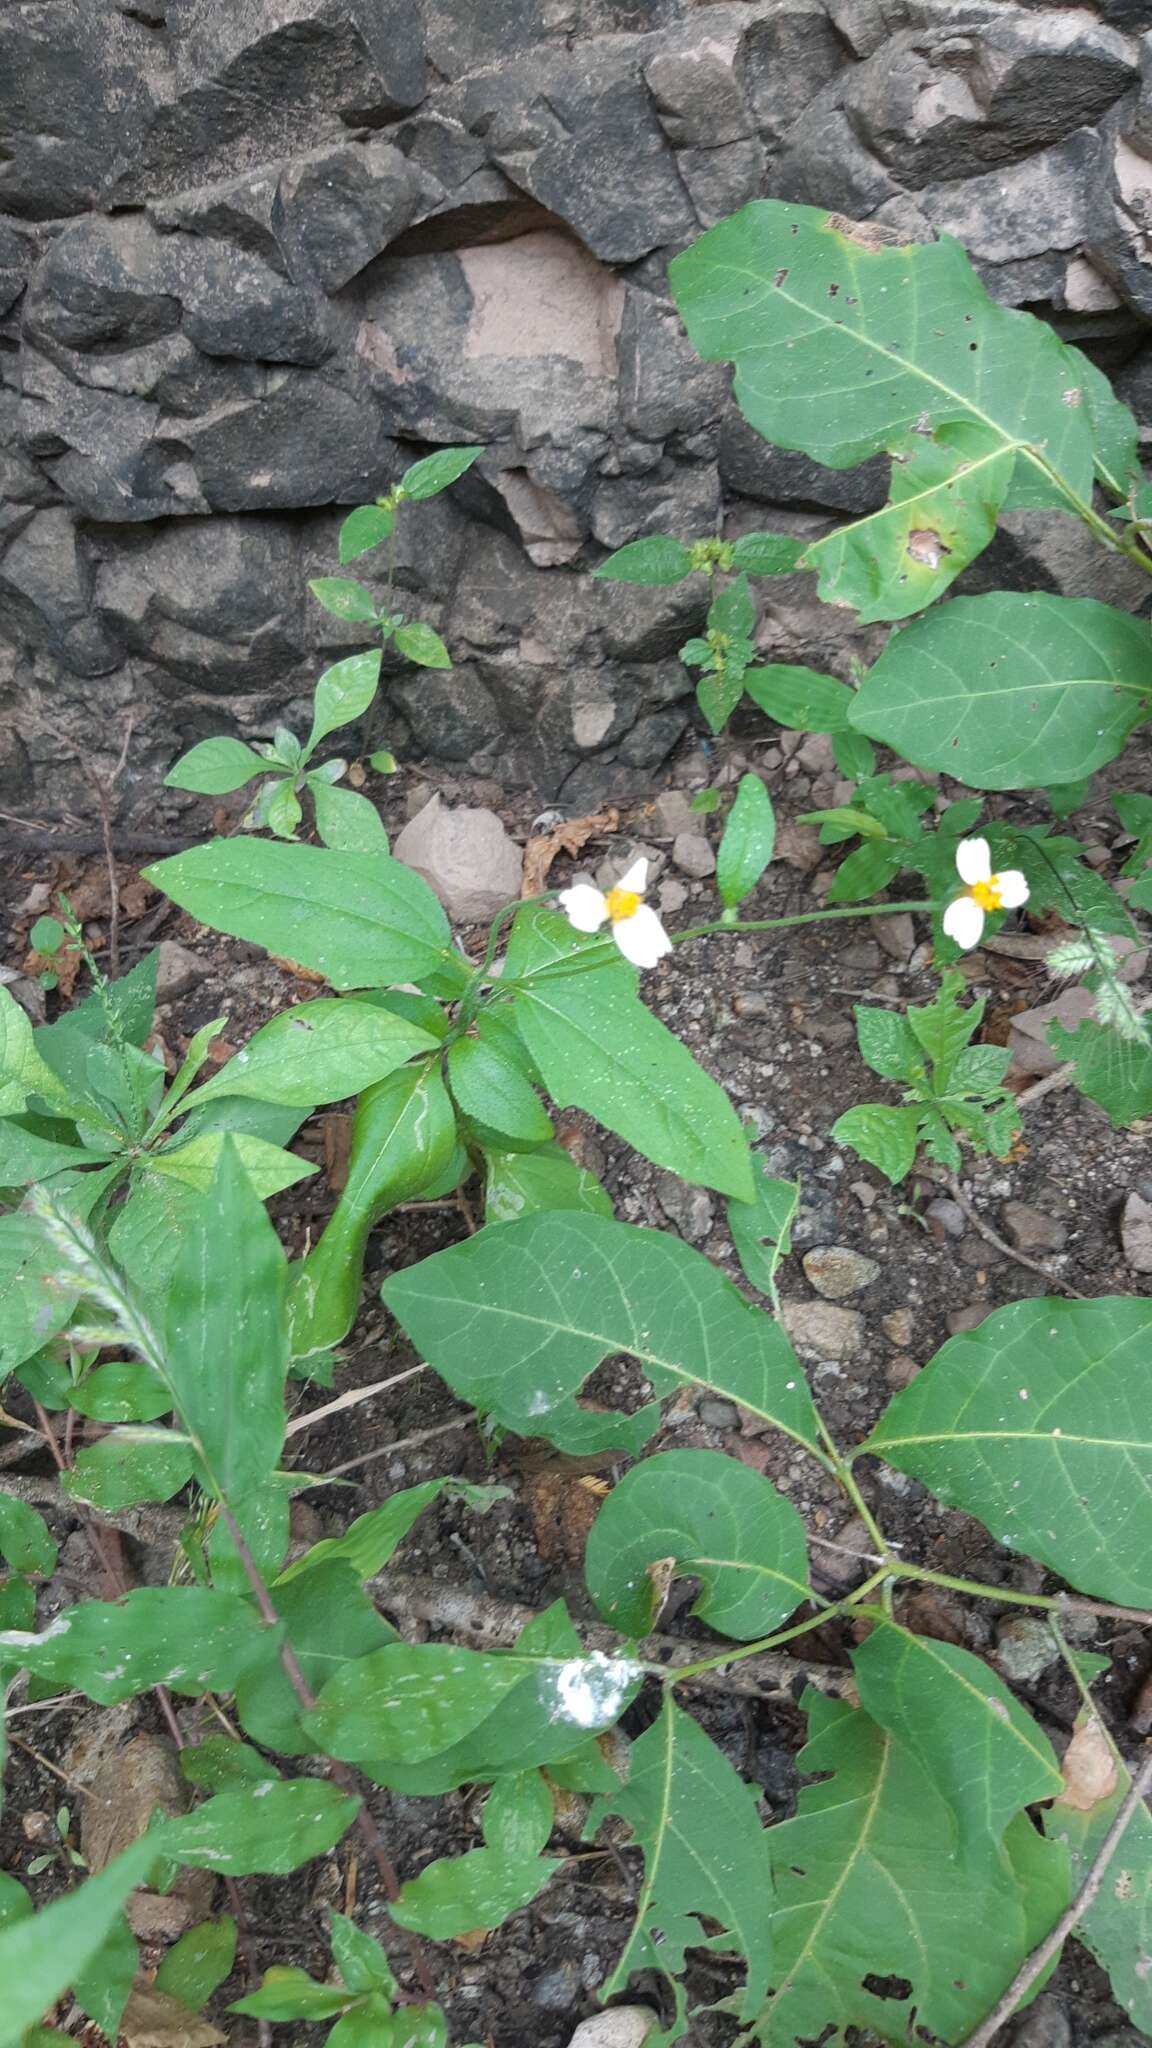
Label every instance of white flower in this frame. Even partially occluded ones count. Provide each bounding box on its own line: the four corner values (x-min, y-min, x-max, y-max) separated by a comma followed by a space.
942, 836, 1029, 951
557, 856, 673, 970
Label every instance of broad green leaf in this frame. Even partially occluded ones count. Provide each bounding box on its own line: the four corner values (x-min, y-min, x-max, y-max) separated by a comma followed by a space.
727, 1161, 798, 1307
800, 426, 1015, 623
831, 1102, 921, 1182
483, 1771, 556, 1860
62, 1428, 196, 1511
709, 571, 754, 639
698, 650, 750, 734
852, 1618, 1061, 1855
309, 577, 379, 622
187, 1000, 437, 1111
165, 1780, 359, 1875
230, 1967, 356, 2021
382, 1210, 819, 1450
832, 729, 876, 779
0, 1586, 265, 1705
182, 1738, 281, 1793
393, 621, 451, 669
585, 1449, 809, 1638
163, 737, 266, 795
854, 1005, 917, 1080
149, 1130, 314, 1199
594, 535, 693, 585
288, 1058, 455, 1358
145, 840, 464, 994
484, 1141, 613, 1225
447, 1030, 552, 1147
731, 531, 805, 576
339, 503, 394, 563
74, 1915, 137, 2041
1, 987, 66, 1116
164, 1139, 287, 1504
0, 1118, 108, 1184
155, 1917, 238, 2012
308, 650, 383, 747
334, 2006, 446, 2048
0, 1177, 123, 1375
401, 446, 480, 500
717, 773, 775, 912
235, 1561, 394, 1755
311, 779, 390, 853
0, 1833, 165, 2048
328, 1911, 397, 1997
906, 972, 980, 1086
0, 1496, 56, 1576
743, 664, 854, 734
506, 909, 753, 1200
305, 1641, 639, 1768
1046, 1730, 1152, 2031
865, 1296, 1152, 1605
277, 1478, 492, 1585
29, 916, 65, 955
593, 1695, 773, 2023
1078, 350, 1142, 498
824, 838, 903, 903
671, 201, 1095, 508
261, 777, 303, 839
851, 593, 1152, 790
391, 1845, 558, 1940
1049, 1018, 1152, 1125
758, 1690, 1069, 2047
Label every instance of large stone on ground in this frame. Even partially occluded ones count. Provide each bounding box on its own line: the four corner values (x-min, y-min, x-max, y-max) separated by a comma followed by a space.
395, 793, 524, 923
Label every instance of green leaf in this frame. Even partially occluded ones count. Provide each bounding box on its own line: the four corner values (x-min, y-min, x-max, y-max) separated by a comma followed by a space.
851, 593, 1152, 790
165, 1780, 360, 1875
0, 1587, 264, 1705
382, 1210, 819, 1450
585, 1449, 809, 1638
759, 1690, 1069, 2047
392, 1845, 557, 1940
164, 1138, 287, 1504
339, 503, 395, 563
277, 1479, 489, 1586
144, 840, 463, 995
261, 777, 303, 840
800, 426, 1015, 624
506, 909, 753, 1200
187, 1000, 437, 1112
0, 1496, 56, 1576
164, 737, 266, 795
1, 987, 67, 1117
830, 1103, 921, 1183
155, 1916, 237, 2012
401, 446, 480, 500
311, 779, 390, 853
854, 1005, 917, 1081
593, 1695, 773, 2023
230, 1966, 357, 2021
1049, 1018, 1152, 1125
133, 1132, 311, 1222
0, 1211, 79, 1373
369, 749, 398, 774
393, 621, 451, 669
832, 729, 875, 779
1046, 1731, 1152, 2031
825, 839, 903, 904
181, 1738, 281, 1794
865, 1296, 1152, 1605
484, 1141, 613, 1225
309, 577, 380, 623
743, 664, 855, 734
671, 200, 1095, 508
709, 571, 755, 640
62, 1428, 197, 1512
333, 2006, 446, 2048
235, 1562, 394, 1755
593, 535, 694, 585
698, 653, 750, 735
29, 915, 65, 955
727, 1161, 798, 1307
852, 1618, 1062, 1855
0, 1833, 165, 2048
731, 531, 805, 576
309, 651, 383, 748
328, 1911, 397, 1998
447, 1029, 552, 1147
483, 1771, 556, 1859
0, 1117, 108, 1186
288, 1058, 456, 1358
717, 774, 775, 912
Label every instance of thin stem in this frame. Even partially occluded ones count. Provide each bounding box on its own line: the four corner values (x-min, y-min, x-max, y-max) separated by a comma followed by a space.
817, 1416, 891, 1564
891, 1559, 1152, 1624
455, 893, 550, 1032
1029, 448, 1152, 575
675, 900, 936, 944
667, 1568, 890, 1684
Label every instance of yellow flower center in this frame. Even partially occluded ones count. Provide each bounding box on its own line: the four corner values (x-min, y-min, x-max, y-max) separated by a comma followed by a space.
970, 878, 1003, 913
605, 886, 642, 923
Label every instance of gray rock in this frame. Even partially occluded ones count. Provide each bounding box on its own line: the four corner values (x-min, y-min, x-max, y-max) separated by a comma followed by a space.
155, 941, 207, 1002
874, 912, 916, 961
672, 831, 716, 879
811, 1514, 874, 1588
698, 1398, 740, 1430
618, 289, 729, 441
947, 1303, 988, 1335
719, 408, 888, 514
1010, 1996, 1071, 2048
918, 130, 1102, 268
655, 1171, 715, 1243
677, 139, 768, 228
0, 0, 163, 220
995, 1615, 1058, 1686
394, 793, 524, 924
651, 789, 696, 839
1007, 990, 1098, 1078
94, 517, 304, 691
1001, 1201, 1067, 1255
743, 0, 848, 149
782, 1299, 864, 1359
926, 1197, 967, 1240
277, 142, 427, 291
802, 1246, 881, 1298
645, 14, 753, 148
390, 665, 505, 767
1120, 1190, 1152, 1273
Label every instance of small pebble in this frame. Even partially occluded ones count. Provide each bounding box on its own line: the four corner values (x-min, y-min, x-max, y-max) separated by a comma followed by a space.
947, 1303, 987, 1336
881, 1308, 914, 1347
782, 1300, 864, 1359
1120, 1190, 1152, 1273
1002, 1200, 1067, 1255
886, 1353, 920, 1388
925, 1197, 966, 1240
672, 830, 716, 878
995, 1615, 1058, 1686
802, 1245, 881, 1299
698, 1398, 739, 1431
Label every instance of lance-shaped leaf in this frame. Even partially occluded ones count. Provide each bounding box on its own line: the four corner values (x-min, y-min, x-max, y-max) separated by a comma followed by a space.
670, 200, 1096, 510
164, 1780, 360, 1875
235, 1562, 395, 1754
800, 426, 1016, 623
865, 1296, 1152, 1606
144, 840, 466, 994
585, 1449, 810, 1639
717, 774, 775, 912
382, 1210, 820, 1451
1045, 1725, 1152, 2031
759, 1691, 1069, 2047
185, 1000, 439, 1111
0, 1587, 267, 1705
852, 1617, 1062, 1855
592, 1695, 774, 2024
0, 1834, 165, 2048
728, 1163, 799, 1308
850, 593, 1152, 790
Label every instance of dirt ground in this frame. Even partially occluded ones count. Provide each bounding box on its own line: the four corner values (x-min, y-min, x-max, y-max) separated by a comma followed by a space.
2, 727, 1151, 2048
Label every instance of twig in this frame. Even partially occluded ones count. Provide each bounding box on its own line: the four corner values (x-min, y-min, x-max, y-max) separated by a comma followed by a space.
959, 1746, 1152, 2048
317, 1413, 477, 1481
946, 1173, 1087, 1300
283, 1365, 427, 1441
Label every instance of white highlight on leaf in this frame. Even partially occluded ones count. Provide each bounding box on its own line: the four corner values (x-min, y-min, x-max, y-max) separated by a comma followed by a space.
554, 1651, 640, 1728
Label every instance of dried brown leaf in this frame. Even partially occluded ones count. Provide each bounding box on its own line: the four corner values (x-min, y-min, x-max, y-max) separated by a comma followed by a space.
1057, 1715, 1119, 1813
521, 809, 618, 897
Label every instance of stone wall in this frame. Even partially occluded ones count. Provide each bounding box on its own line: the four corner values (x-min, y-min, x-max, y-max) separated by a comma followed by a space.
3, 0, 1152, 817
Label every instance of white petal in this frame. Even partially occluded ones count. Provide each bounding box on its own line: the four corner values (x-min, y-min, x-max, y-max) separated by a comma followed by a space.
995, 868, 1029, 909
955, 836, 992, 885
942, 894, 985, 950
616, 856, 649, 896
558, 883, 609, 933
612, 904, 673, 969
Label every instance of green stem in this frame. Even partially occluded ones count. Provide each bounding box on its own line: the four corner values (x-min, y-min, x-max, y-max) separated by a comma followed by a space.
1030, 448, 1152, 576
454, 894, 552, 1033
890, 1561, 1077, 1613
665, 1567, 891, 1684
675, 899, 936, 944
